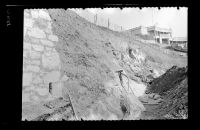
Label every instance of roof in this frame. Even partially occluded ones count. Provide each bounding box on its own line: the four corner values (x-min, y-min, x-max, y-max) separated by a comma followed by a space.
172, 37, 187, 42
147, 26, 172, 33
129, 26, 143, 31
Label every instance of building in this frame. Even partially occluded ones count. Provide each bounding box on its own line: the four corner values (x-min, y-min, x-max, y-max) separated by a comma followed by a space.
171, 37, 187, 48
128, 26, 148, 35
147, 26, 172, 45
126, 26, 154, 42
127, 25, 172, 45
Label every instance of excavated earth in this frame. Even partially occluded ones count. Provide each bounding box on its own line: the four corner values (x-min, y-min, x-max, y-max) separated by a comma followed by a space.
138, 66, 188, 119
22, 9, 188, 120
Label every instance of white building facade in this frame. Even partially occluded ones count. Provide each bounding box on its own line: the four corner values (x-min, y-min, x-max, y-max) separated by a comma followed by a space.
127, 25, 172, 45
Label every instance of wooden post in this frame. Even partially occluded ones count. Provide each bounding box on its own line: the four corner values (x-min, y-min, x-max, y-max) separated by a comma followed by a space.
94, 14, 97, 24
108, 18, 110, 29
96, 14, 97, 24
94, 14, 95, 24
65, 89, 78, 120
49, 82, 52, 94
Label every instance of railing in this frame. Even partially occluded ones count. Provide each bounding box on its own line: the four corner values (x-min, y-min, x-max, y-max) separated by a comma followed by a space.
159, 33, 171, 38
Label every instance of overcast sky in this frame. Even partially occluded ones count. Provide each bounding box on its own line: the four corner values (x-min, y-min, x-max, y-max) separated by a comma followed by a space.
86, 7, 187, 37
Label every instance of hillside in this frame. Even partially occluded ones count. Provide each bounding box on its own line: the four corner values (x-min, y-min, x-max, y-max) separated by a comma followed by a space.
22, 9, 187, 120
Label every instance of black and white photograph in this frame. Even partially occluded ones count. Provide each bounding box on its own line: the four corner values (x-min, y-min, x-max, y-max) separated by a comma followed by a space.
21, 8, 188, 121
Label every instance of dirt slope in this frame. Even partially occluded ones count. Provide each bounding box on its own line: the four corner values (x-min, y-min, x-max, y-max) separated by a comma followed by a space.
45, 9, 146, 120
23, 9, 187, 120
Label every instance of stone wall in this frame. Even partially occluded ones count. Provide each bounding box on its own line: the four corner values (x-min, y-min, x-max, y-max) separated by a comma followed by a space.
23, 9, 68, 104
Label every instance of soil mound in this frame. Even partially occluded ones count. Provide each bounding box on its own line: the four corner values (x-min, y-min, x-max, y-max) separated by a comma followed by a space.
139, 66, 188, 119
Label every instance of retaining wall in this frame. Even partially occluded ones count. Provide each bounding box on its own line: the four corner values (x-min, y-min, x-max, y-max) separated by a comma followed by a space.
23, 9, 68, 104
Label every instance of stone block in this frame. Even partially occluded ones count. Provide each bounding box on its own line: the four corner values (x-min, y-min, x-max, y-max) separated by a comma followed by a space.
23, 64, 26, 72
42, 51, 60, 69
48, 35, 59, 42
33, 18, 49, 30
45, 46, 52, 51
24, 85, 35, 92
30, 94, 40, 102
23, 42, 32, 50
43, 50, 52, 57
23, 72, 33, 86
40, 39, 54, 47
24, 18, 34, 28
23, 50, 30, 58
30, 50, 41, 59
36, 87, 49, 96
23, 59, 32, 65
24, 10, 31, 18
26, 65, 40, 72
31, 44, 44, 52
31, 10, 39, 19
22, 92, 31, 103
43, 70, 61, 84
24, 27, 28, 37
44, 28, 52, 34
31, 60, 41, 66
32, 75, 43, 84
30, 37, 40, 44
38, 10, 51, 21
28, 27, 46, 39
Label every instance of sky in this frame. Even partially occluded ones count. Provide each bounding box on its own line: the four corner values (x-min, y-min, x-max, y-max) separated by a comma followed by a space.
86, 7, 187, 37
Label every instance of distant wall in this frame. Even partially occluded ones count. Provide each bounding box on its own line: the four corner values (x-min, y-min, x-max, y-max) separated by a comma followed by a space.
141, 26, 148, 35
130, 28, 141, 35
129, 26, 148, 36
23, 9, 68, 104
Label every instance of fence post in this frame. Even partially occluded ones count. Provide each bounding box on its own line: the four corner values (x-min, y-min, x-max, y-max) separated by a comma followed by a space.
108, 18, 110, 29
96, 14, 97, 25
94, 13, 97, 25
94, 14, 95, 24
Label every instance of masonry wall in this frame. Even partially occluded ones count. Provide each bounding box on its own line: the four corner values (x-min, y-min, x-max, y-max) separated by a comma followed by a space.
23, 9, 68, 104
